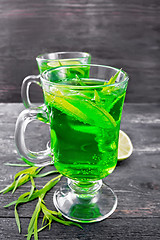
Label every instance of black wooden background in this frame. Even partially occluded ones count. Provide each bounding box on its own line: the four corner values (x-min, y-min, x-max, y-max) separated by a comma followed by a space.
0, 0, 160, 103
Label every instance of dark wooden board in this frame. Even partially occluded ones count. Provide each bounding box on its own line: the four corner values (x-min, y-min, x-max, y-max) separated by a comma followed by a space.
0, 218, 160, 240
0, 1, 160, 103
0, 103, 160, 239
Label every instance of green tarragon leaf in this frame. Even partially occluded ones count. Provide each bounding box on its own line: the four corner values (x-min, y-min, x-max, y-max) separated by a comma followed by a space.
94, 90, 101, 104
102, 69, 122, 93
15, 205, 21, 233
0, 167, 42, 194
12, 174, 24, 194
27, 200, 41, 240
75, 74, 86, 86
4, 163, 30, 167
40, 202, 82, 229
88, 100, 116, 127
108, 69, 122, 85
34, 170, 58, 178
28, 176, 36, 199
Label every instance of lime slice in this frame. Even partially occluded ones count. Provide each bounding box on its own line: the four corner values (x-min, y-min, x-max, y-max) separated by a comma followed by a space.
47, 60, 80, 68
118, 130, 133, 161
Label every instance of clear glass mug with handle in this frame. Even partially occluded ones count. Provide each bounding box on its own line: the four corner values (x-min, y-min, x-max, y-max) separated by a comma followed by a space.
21, 52, 91, 158
15, 64, 129, 222
21, 52, 91, 110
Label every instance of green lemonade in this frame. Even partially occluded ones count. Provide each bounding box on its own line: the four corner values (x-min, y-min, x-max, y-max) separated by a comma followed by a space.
44, 77, 127, 182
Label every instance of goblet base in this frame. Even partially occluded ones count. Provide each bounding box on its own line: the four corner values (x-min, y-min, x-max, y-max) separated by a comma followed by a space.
53, 179, 117, 223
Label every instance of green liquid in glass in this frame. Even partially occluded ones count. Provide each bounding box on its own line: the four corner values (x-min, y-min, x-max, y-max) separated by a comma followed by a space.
44, 79, 126, 181
37, 61, 90, 123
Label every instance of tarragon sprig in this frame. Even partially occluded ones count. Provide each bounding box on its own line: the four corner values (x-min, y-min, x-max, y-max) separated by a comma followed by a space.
4, 173, 81, 239
0, 162, 82, 239
26, 196, 82, 240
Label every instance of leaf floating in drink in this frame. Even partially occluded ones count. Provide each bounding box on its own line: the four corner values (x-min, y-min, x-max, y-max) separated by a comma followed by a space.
94, 90, 101, 104
45, 85, 117, 128
75, 74, 87, 86
102, 69, 122, 93
87, 100, 117, 127
107, 69, 121, 85
45, 91, 91, 124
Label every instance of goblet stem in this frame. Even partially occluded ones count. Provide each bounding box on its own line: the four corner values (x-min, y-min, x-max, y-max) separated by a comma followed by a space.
68, 179, 102, 195
53, 178, 117, 223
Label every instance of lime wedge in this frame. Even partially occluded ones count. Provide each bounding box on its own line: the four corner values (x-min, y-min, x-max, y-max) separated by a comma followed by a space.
118, 130, 133, 161
47, 60, 80, 68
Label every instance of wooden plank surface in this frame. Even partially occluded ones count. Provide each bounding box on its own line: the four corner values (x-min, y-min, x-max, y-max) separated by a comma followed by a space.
0, 103, 160, 239
0, 218, 160, 240
0, 1, 160, 103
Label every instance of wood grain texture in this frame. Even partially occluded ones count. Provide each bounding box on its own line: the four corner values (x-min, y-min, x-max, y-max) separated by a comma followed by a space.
0, 103, 160, 239
0, 218, 160, 240
0, 1, 160, 103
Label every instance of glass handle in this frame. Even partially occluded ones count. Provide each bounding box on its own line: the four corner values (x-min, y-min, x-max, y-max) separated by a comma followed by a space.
21, 75, 41, 108
15, 108, 53, 167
